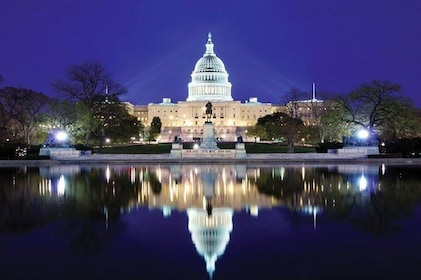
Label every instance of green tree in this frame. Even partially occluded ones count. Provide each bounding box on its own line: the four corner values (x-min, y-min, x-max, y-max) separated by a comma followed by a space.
149, 116, 162, 141
53, 62, 126, 146
255, 112, 305, 152
246, 125, 268, 142
380, 99, 421, 139
41, 99, 84, 143
91, 95, 142, 146
306, 99, 337, 144
320, 104, 349, 142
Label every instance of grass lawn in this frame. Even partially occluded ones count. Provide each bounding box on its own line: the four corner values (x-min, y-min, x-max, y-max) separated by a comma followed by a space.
243, 143, 315, 153
94, 144, 172, 154
93, 142, 316, 154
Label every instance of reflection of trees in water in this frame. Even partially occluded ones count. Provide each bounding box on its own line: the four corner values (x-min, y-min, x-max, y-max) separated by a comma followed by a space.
255, 167, 304, 199
4, 164, 421, 241
0, 166, 145, 252
255, 166, 326, 209
57, 168, 136, 253
255, 165, 421, 235
0, 167, 62, 231
349, 170, 421, 235
148, 172, 162, 194
62, 214, 106, 253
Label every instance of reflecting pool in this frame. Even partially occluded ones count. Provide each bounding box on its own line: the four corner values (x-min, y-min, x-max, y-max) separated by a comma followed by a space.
1, 163, 421, 279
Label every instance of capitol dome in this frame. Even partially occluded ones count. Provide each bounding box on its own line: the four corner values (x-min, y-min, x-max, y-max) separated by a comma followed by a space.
187, 33, 233, 101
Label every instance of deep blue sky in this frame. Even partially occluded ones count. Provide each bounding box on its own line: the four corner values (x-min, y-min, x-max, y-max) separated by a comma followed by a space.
1, 0, 420, 107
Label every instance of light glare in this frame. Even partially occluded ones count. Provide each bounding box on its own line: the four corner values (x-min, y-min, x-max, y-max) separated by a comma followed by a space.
55, 131, 68, 141
357, 129, 369, 139
359, 175, 368, 191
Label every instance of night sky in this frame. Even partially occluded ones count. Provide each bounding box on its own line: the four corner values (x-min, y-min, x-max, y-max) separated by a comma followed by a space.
1, 0, 420, 107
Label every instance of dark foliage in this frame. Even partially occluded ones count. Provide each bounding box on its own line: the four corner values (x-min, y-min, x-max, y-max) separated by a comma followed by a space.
384, 138, 421, 157
315, 141, 344, 153
0, 144, 44, 160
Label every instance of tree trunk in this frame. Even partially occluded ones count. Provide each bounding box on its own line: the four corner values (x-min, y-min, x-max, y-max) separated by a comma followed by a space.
287, 136, 294, 153
22, 126, 30, 145
84, 126, 91, 146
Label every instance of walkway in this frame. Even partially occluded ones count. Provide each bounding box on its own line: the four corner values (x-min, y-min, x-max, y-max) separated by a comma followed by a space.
1, 153, 421, 166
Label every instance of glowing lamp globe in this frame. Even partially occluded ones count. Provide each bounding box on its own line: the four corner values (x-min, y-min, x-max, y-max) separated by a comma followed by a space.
55, 131, 68, 142
357, 129, 369, 139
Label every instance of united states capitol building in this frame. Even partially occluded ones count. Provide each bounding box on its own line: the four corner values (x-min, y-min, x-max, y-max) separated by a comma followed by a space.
125, 33, 326, 142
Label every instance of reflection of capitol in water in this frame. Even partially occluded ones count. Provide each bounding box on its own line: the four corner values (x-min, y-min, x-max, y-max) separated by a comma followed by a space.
146, 164, 280, 278
187, 208, 233, 279
36, 163, 384, 278
147, 165, 278, 214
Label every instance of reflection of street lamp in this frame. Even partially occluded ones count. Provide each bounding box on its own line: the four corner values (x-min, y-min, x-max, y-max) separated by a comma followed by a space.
358, 175, 368, 191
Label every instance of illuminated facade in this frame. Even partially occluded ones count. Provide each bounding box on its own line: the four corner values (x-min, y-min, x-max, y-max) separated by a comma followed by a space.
127, 33, 331, 142
129, 33, 273, 142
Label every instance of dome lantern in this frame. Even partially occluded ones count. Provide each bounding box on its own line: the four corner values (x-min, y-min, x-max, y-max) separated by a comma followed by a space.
205, 32, 215, 56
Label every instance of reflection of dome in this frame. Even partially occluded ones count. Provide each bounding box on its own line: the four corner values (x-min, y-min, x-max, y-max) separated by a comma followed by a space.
187, 33, 233, 102
187, 208, 233, 279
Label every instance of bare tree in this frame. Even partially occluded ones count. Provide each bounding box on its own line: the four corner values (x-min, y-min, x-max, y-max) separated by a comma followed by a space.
337, 80, 403, 137
53, 62, 126, 146
284, 87, 306, 119
0, 87, 50, 144
309, 99, 339, 143
0, 87, 19, 141
282, 87, 307, 152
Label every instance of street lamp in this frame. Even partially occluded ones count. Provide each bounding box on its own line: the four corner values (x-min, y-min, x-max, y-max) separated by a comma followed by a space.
55, 130, 68, 142
357, 129, 369, 140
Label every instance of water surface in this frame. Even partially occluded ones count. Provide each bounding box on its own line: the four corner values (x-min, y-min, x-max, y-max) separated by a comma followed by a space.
1, 163, 421, 279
